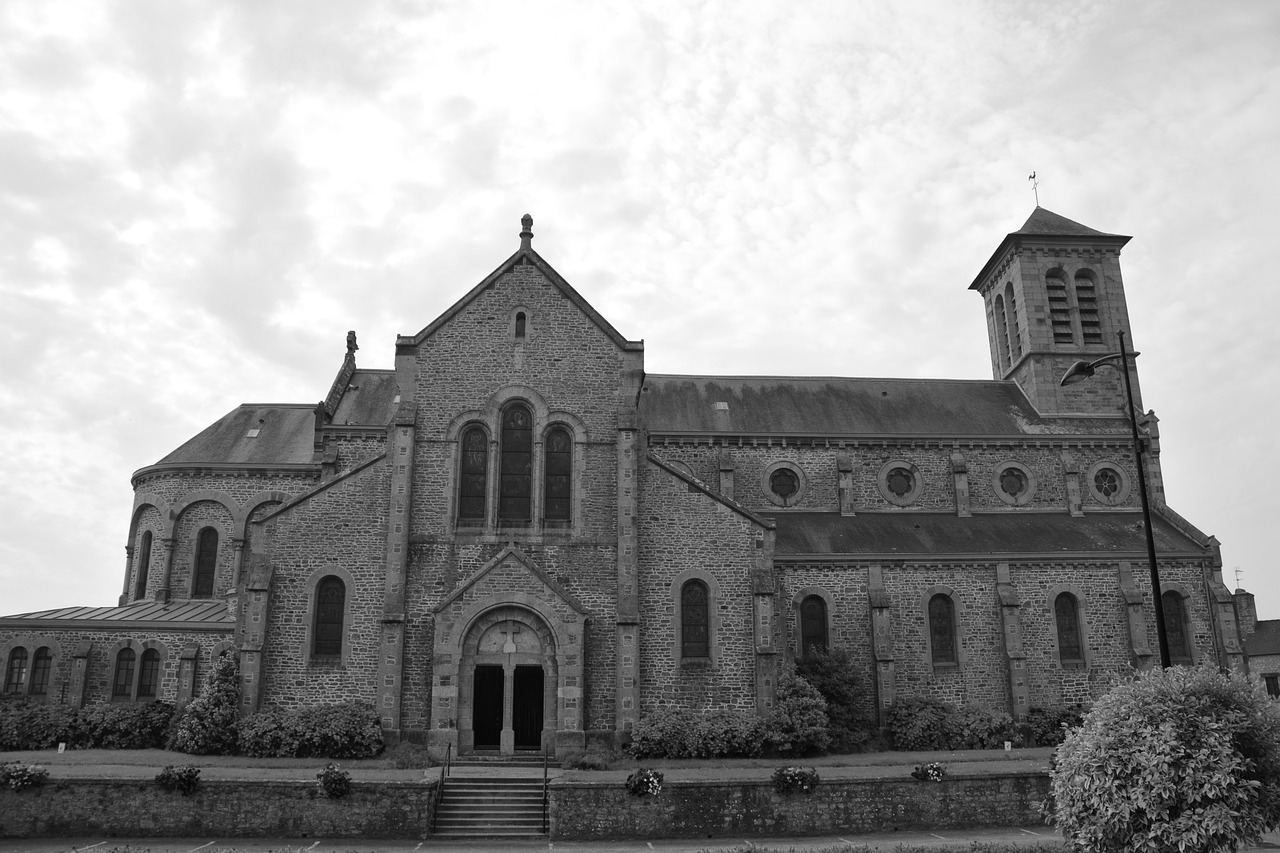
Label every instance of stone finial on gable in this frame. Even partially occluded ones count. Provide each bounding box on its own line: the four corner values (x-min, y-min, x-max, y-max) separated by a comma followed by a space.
520, 213, 534, 250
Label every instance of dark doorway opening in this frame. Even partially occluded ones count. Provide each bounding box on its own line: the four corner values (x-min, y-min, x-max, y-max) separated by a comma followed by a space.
473, 665, 503, 749
513, 665, 544, 750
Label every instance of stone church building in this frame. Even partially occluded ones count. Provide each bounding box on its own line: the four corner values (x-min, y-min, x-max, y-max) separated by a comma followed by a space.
1, 209, 1246, 757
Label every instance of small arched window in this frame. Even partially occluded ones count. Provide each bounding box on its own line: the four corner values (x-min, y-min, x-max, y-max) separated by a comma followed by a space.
681, 580, 710, 658
928, 594, 957, 666
1055, 593, 1084, 664
800, 595, 828, 658
193, 527, 218, 599
499, 405, 533, 524
544, 426, 572, 524
113, 648, 136, 698
314, 576, 346, 657
458, 426, 489, 525
135, 530, 153, 601
515, 311, 527, 339
29, 648, 51, 696
138, 649, 161, 699
3, 647, 28, 694
1162, 591, 1192, 662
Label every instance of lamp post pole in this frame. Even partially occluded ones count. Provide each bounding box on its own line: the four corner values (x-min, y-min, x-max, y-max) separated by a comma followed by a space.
1116, 331, 1172, 669
1060, 331, 1171, 668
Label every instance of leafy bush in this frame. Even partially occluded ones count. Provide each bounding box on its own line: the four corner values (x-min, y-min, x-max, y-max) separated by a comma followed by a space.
887, 696, 954, 751
73, 702, 176, 750
627, 707, 766, 759
772, 765, 820, 794
170, 654, 240, 755
0, 698, 76, 751
238, 703, 383, 759
911, 761, 947, 782
625, 768, 663, 796
155, 765, 200, 796
798, 649, 874, 752
317, 763, 351, 798
949, 704, 1015, 750
1, 762, 49, 792
765, 668, 831, 755
1049, 665, 1280, 853
1027, 705, 1085, 746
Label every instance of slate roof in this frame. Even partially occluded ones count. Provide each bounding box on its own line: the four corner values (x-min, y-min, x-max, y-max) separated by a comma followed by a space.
640, 375, 1049, 437
772, 511, 1207, 558
0, 600, 233, 630
1245, 620, 1280, 657
330, 370, 398, 425
969, 207, 1131, 291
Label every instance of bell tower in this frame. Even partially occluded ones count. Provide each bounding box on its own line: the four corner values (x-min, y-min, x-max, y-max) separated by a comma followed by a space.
969, 208, 1141, 416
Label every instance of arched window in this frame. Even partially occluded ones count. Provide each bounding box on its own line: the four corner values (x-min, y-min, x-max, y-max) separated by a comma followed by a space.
928, 594, 957, 666
193, 527, 218, 599
993, 293, 1010, 369
1162, 591, 1192, 662
1004, 282, 1022, 360
458, 426, 489, 525
515, 311, 527, 339
135, 530, 153, 601
681, 580, 710, 658
138, 649, 160, 699
544, 426, 572, 524
29, 648, 51, 696
3, 648, 28, 694
113, 648, 136, 698
499, 404, 533, 524
314, 576, 346, 657
1075, 271, 1102, 344
1054, 593, 1084, 664
800, 595, 828, 658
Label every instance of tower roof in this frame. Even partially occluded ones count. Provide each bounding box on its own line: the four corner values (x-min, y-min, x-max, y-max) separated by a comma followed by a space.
969, 207, 1131, 290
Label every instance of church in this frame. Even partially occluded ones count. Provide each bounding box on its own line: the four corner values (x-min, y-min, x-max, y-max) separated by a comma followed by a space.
0, 209, 1247, 757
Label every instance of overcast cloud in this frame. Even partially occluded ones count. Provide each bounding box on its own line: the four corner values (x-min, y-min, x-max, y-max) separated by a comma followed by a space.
2, 0, 1278, 616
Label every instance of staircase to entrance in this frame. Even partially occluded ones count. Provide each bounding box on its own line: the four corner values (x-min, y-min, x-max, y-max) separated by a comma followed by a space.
433, 775, 547, 839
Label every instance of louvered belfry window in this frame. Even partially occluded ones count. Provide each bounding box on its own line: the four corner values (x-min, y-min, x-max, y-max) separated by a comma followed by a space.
544, 427, 572, 522
314, 576, 346, 657
458, 426, 488, 523
499, 405, 533, 523
681, 580, 710, 658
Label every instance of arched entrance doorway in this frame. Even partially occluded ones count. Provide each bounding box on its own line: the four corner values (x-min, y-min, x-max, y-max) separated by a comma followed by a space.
458, 605, 557, 755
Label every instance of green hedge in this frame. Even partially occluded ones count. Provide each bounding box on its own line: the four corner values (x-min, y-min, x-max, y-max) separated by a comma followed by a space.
238, 703, 383, 759
0, 697, 174, 751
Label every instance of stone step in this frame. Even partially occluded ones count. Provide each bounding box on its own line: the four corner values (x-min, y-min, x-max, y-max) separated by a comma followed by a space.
433, 776, 548, 839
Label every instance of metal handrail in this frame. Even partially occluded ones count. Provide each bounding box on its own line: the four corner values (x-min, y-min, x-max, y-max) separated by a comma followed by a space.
542, 742, 550, 834
431, 742, 452, 833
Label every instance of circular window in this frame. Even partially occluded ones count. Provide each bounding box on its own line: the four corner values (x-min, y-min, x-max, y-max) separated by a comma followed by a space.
1086, 461, 1131, 506
877, 460, 922, 506
762, 461, 807, 507
993, 461, 1036, 506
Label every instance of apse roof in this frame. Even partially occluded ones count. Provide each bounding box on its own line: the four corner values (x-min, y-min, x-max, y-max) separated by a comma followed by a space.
154, 404, 317, 467
772, 511, 1207, 558
0, 600, 233, 631
640, 375, 1047, 437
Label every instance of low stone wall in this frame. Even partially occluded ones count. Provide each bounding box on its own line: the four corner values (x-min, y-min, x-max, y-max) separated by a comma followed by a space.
549, 771, 1050, 839
0, 778, 437, 839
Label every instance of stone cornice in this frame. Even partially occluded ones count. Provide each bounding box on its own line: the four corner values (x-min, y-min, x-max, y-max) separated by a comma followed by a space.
131, 463, 321, 488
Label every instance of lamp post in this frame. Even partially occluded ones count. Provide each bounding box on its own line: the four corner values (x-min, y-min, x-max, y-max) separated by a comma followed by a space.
1060, 330, 1172, 669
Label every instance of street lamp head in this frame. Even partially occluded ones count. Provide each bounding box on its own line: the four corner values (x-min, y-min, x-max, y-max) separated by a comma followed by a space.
1060, 361, 1096, 386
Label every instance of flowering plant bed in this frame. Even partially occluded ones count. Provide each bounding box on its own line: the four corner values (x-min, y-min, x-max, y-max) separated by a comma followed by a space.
625, 767, 663, 796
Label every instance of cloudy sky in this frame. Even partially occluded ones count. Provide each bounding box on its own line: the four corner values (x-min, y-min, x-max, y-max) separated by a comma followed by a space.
2, 1, 1278, 619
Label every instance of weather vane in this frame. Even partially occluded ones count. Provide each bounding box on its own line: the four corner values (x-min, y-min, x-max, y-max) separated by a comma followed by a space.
1235, 566, 1243, 588
1028, 171, 1039, 206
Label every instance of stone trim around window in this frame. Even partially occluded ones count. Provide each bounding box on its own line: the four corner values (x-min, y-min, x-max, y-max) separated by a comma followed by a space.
790, 586, 834, 660
303, 566, 356, 667
1046, 584, 1090, 668
762, 460, 808, 508
993, 461, 1036, 506
1086, 461, 1131, 506
670, 569, 722, 668
878, 460, 923, 507
920, 585, 962, 670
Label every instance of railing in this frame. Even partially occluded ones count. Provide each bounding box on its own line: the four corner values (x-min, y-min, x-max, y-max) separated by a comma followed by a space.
542, 743, 550, 834
431, 742, 452, 834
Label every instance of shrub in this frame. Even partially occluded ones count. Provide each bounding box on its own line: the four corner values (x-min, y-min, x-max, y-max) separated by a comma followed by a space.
1027, 705, 1085, 746
625, 768, 663, 796
317, 763, 351, 798
170, 654, 241, 755
1, 762, 49, 792
0, 698, 77, 751
911, 761, 947, 782
798, 649, 873, 752
887, 696, 953, 751
238, 703, 383, 759
73, 702, 175, 750
1049, 665, 1280, 853
949, 704, 1015, 750
772, 765, 820, 794
155, 765, 200, 796
627, 707, 765, 759
764, 668, 830, 756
